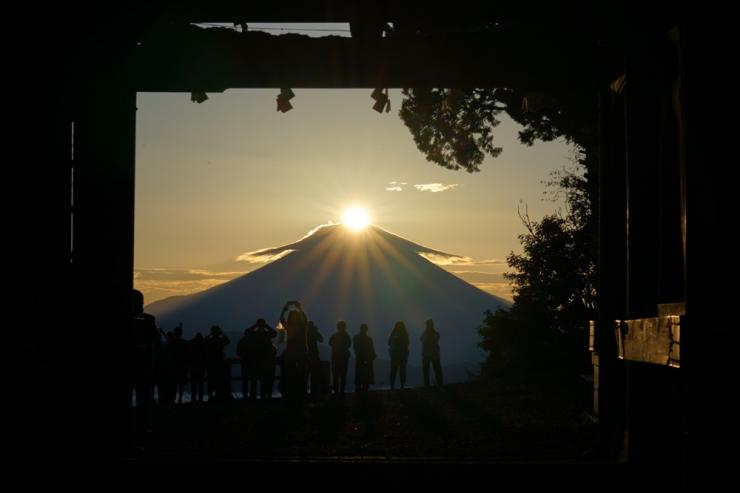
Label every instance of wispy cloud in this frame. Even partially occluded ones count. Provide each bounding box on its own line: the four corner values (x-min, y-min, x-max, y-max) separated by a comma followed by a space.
474, 259, 507, 265
134, 269, 246, 282
414, 183, 461, 193
303, 221, 336, 238
134, 269, 247, 304
236, 222, 340, 264
385, 181, 408, 192
448, 271, 507, 283
236, 249, 295, 263
136, 278, 230, 295
419, 253, 506, 267
418, 252, 475, 266
468, 282, 513, 301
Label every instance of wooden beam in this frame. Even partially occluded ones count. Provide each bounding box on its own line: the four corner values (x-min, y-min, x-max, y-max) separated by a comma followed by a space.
132, 25, 598, 92
155, 0, 608, 24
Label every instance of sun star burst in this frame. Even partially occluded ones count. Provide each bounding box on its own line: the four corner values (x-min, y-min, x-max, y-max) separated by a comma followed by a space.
342, 206, 370, 231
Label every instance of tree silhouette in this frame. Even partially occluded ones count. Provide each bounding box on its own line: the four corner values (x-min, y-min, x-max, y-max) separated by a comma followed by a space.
478, 164, 596, 375
399, 85, 598, 375
399, 88, 504, 172
399, 87, 595, 173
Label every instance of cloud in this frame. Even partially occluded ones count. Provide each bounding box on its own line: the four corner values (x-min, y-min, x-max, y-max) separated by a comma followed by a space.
136, 278, 229, 294
385, 181, 408, 191
418, 252, 476, 266
302, 221, 336, 238
473, 259, 507, 265
468, 282, 513, 301
443, 270, 512, 301
236, 222, 336, 264
236, 222, 338, 265
133, 269, 248, 304
414, 183, 461, 193
236, 249, 295, 263
448, 271, 507, 283
419, 253, 506, 267
134, 269, 246, 282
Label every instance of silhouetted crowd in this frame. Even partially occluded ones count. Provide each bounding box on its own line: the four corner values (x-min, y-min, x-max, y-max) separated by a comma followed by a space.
131, 290, 444, 432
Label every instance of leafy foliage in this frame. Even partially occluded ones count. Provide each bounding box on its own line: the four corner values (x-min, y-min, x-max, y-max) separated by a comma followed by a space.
478, 163, 596, 376
399, 88, 504, 172
399, 87, 594, 173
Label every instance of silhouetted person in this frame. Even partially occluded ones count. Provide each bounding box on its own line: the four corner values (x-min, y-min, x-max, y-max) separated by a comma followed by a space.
131, 289, 159, 434
276, 351, 286, 397
275, 326, 286, 396
388, 321, 410, 389
263, 345, 278, 399
353, 324, 376, 393
329, 321, 352, 394
421, 319, 443, 387
224, 356, 234, 401
250, 318, 278, 399
172, 324, 189, 404
152, 328, 167, 404
242, 318, 277, 399
280, 301, 309, 401
161, 331, 177, 404
307, 321, 324, 397
237, 326, 255, 400
188, 333, 206, 403
205, 325, 230, 401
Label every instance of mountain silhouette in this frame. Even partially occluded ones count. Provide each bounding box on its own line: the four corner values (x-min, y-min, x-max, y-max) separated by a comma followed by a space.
146, 224, 510, 378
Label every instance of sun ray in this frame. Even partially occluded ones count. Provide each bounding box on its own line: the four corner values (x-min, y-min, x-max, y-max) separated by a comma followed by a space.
355, 233, 377, 329
365, 230, 428, 328
369, 229, 464, 320
365, 231, 410, 308
302, 234, 345, 306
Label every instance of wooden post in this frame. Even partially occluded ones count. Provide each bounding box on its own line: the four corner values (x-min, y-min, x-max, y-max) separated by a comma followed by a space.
71, 84, 137, 454
597, 78, 628, 461
684, 6, 732, 486
618, 17, 684, 470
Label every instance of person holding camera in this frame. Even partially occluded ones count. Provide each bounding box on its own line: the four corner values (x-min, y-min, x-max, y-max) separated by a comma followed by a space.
279, 301, 309, 401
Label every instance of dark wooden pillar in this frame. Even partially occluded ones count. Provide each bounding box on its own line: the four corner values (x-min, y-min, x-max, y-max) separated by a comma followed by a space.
614, 15, 684, 472
624, 32, 662, 320
597, 80, 628, 460
598, 11, 688, 475
5, 11, 77, 454
623, 25, 665, 467
684, 6, 733, 487
70, 84, 137, 454
6, 95, 74, 457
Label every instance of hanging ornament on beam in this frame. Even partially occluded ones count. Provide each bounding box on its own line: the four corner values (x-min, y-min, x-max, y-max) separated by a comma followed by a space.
190, 91, 208, 104
371, 88, 391, 113
276, 88, 295, 113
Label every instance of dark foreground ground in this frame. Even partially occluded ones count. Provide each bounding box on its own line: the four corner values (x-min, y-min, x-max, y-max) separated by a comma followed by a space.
40, 374, 677, 490
141, 372, 596, 459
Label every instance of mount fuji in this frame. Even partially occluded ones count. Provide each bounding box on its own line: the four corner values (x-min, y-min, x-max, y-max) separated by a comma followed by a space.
146, 223, 510, 379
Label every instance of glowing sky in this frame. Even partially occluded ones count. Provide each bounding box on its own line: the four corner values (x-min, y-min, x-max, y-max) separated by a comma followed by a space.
133, 25, 575, 304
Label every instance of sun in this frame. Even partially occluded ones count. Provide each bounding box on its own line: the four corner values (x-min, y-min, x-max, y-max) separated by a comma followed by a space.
342, 206, 371, 231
